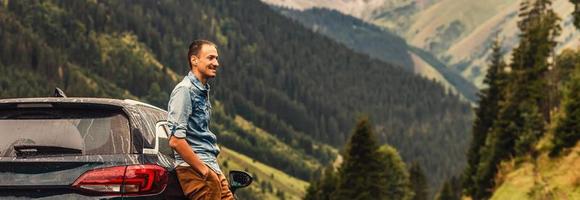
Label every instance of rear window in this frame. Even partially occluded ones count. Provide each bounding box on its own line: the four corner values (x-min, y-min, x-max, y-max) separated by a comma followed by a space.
0, 108, 131, 157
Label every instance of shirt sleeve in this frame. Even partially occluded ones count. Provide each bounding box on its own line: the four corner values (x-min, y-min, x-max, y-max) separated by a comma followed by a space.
167, 85, 192, 139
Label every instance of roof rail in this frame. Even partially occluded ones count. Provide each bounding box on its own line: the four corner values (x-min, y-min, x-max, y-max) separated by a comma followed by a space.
123, 99, 164, 111
53, 87, 67, 98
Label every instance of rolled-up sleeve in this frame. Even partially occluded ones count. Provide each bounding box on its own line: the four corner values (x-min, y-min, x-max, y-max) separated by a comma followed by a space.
167, 85, 192, 139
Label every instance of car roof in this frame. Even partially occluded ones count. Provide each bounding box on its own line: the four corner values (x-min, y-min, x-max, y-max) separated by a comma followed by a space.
0, 97, 165, 111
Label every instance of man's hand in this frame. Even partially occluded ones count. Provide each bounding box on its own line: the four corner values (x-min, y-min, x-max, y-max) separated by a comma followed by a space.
169, 136, 210, 177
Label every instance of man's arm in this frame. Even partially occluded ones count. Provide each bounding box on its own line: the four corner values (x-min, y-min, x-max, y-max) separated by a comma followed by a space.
169, 136, 209, 176
167, 86, 209, 176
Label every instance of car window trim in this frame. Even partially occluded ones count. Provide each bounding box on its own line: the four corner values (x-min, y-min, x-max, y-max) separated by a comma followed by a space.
143, 121, 170, 155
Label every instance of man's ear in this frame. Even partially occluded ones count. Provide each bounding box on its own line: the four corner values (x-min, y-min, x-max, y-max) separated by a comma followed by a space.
190, 56, 198, 66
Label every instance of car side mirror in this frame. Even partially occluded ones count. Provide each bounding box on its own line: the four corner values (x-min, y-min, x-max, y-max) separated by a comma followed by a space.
228, 170, 253, 193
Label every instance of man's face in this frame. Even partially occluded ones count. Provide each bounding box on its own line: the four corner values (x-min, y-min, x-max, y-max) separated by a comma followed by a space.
192, 44, 219, 79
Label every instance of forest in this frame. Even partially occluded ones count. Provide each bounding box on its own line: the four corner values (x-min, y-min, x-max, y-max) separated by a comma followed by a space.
0, 0, 473, 194
3, 0, 577, 199
306, 0, 580, 199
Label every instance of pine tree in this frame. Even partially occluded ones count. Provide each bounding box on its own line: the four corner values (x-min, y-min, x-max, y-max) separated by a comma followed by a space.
377, 145, 413, 200
472, 0, 561, 199
508, 0, 560, 154
304, 176, 320, 200
304, 165, 338, 200
462, 38, 507, 196
551, 58, 580, 155
568, 2, 580, 150
329, 117, 413, 200
144, 82, 169, 108
572, 0, 580, 28
409, 162, 429, 200
435, 182, 454, 200
435, 177, 461, 200
334, 116, 388, 200
510, 0, 561, 123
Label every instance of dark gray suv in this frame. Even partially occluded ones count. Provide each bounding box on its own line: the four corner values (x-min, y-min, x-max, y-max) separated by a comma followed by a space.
0, 97, 251, 199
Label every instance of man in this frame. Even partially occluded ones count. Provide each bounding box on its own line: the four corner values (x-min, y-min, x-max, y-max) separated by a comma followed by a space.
167, 40, 233, 200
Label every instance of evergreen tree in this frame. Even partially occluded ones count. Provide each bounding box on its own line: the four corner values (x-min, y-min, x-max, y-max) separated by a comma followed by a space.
435, 177, 461, 200
304, 175, 320, 200
409, 162, 429, 200
511, 0, 561, 123
462, 38, 507, 196
309, 123, 413, 200
551, 58, 580, 156
572, 0, 580, 28
335, 116, 388, 200
304, 165, 338, 200
435, 182, 454, 200
472, 0, 561, 198
548, 49, 579, 108
144, 82, 169, 108
377, 145, 413, 200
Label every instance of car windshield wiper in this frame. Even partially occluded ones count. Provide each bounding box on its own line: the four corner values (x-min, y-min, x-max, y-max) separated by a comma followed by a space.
14, 145, 82, 157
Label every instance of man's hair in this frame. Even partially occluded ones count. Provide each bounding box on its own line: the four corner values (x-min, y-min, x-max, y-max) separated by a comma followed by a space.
188, 39, 216, 69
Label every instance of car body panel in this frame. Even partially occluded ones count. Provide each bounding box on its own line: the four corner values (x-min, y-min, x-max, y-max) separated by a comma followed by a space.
0, 98, 186, 199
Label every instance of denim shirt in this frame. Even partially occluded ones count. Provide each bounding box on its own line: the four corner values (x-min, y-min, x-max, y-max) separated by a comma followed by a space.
167, 71, 221, 174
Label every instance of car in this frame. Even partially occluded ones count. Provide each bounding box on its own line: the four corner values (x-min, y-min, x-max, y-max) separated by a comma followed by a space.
0, 91, 252, 199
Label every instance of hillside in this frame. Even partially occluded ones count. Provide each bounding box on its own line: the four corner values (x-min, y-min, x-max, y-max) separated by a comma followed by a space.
262, 1, 580, 199
444, 0, 578, 86
403, 0, 518, 54
490, 142, 580, 199
459, 3, 580, 196
263, 0, 578, 87
220, 147, 310, 200
0, 0, 473, 196
0, 0, 334, 182
274, 7, 478, 102
211, 102, 336, 180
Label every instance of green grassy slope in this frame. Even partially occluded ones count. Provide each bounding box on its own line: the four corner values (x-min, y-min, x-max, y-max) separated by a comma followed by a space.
220, 147, 310, 200
490, 143, 580, 199
211, 101, 337, 182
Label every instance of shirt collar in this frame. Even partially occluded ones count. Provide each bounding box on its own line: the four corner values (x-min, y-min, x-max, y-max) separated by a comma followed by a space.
187, 71, 210, 92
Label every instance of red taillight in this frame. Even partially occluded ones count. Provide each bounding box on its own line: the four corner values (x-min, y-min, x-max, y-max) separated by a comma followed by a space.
72, 166, 126, 195
123, 165, 168, 195
72, 164, 168, 196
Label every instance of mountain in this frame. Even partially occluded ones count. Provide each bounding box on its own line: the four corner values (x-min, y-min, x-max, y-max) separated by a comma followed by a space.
263, 0, 578, 87
440, 0, 577, 86
0, 0, 473, 197
274, 7, 478, 102
262, 1, 580, 199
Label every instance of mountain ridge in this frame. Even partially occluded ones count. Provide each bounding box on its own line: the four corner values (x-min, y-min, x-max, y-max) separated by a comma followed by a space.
263, 0, 578, 87
275, 7, 478, 102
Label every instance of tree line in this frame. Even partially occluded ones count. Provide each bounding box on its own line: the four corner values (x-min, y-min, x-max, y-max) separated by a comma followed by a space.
304, 0, 580, 199
0, 0, 472, 192
462, 0, 580, 199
